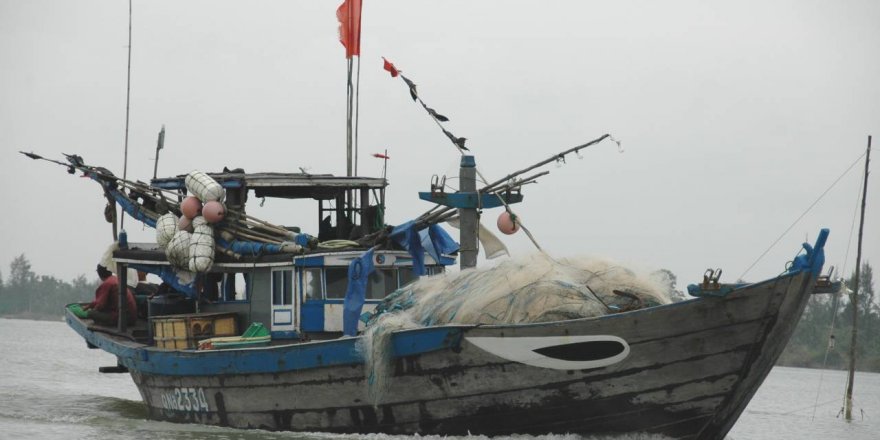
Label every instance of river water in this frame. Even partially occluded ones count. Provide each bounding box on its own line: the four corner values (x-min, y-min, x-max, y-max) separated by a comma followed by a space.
0, 318, 876, 440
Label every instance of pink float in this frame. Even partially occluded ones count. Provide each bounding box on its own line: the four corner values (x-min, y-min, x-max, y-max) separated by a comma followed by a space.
180, 196, 202, 219
177, 216, 193, 232
497, 211, 519, 235
203, 201, 226, 223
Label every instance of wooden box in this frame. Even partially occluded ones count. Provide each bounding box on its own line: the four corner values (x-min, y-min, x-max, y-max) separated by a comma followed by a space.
152, 312, 238, 349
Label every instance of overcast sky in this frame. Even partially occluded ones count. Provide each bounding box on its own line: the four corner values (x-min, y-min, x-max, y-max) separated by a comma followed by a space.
1, 0, 878, 289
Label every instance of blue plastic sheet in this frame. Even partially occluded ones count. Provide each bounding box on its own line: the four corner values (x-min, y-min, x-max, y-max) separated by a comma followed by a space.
343, 248, 375, 336
109, 189, 157, 228
390, 221, 425, 275
789, 228, 829, 275
425, 224, 459, 263
216, 238, 284, 255
391, 221, 459, 276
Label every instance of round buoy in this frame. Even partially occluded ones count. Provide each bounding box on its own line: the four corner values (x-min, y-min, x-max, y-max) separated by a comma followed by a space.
180, 196, 202, 219
178, 216, 194, 232
203, 201, 226, 223
497, 211, 520, 235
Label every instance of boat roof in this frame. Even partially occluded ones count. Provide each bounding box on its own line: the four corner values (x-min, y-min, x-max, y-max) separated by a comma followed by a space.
113, 243, 451, 268
151, 172, 387, 200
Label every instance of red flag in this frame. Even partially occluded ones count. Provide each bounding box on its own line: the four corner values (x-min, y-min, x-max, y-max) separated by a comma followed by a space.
336, 0, 362, 58
382, 57, 399, 77
372, 153, 390, 159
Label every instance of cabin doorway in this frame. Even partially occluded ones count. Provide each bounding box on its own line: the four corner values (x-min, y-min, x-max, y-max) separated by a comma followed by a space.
270, 269, 297, 336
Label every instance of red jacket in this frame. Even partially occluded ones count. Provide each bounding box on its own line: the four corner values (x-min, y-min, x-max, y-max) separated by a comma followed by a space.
90, 275, 138, 323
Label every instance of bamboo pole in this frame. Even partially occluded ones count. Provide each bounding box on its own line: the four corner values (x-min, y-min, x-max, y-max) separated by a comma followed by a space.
481, 134, 610, 192
845, 135, 871, 421
217, 224, 284, 244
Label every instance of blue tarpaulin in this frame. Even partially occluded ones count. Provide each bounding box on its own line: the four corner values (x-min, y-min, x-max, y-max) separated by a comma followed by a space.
392, 221, 458, 275
788, 228, 829, 275
390, 221, 424, 274
109, 188, 157, 228
343, 248, 375, 336
423, 224, 459, 264
216, 238, 284, 255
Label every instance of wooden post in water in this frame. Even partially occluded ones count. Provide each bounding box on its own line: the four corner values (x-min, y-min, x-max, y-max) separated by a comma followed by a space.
845, 135, 871, 421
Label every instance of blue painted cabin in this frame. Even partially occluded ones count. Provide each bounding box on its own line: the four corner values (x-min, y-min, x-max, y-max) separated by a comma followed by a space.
115, 170, 455, 343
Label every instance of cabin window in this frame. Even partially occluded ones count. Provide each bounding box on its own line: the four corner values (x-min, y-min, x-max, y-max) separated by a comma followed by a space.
398, 267, 416, 287
366, 269, 397, 299
325, 267, 348, 299
302, 268, 323, 301
202, 273, 223, 301
272, 270, 293, 306
220, 272, 250, 301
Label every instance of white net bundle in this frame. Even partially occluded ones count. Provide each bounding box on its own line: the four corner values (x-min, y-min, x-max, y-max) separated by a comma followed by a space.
155, 213, 178, 249
368, 253, 671, 328
165, 230, 192, 269
188, 216, 215, 273
185, 171, 224, 202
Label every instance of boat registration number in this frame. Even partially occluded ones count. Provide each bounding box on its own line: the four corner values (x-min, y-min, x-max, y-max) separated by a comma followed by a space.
161, 387, 209, 413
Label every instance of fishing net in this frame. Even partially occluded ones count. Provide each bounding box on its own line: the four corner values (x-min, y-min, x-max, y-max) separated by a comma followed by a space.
185, 170, 224, 202
165, 230, 192, 269
155, 213, 178, 249
356, 313, 417, 405
359, 253, 673, 404
188, 216, 215, 273
367, 253, 671, 327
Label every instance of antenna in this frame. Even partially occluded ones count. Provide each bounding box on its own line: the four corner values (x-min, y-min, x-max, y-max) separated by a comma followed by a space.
153, 125, 165, 179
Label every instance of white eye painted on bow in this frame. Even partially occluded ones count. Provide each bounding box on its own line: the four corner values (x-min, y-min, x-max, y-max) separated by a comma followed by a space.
465, 335, 630, 370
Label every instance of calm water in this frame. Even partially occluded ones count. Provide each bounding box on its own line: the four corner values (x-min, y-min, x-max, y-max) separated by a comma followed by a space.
0, 318, 876, 440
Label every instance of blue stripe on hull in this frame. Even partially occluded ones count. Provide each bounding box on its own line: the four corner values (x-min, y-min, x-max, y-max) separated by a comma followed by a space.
66, 311, 464, 376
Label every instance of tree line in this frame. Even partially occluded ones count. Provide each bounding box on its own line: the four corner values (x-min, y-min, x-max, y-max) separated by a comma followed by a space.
778, 262, 879, 372
0, 254, 99, 320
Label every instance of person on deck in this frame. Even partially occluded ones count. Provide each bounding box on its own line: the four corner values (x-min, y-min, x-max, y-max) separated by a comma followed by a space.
82, 265, 138, 326
134, 271, 158, 319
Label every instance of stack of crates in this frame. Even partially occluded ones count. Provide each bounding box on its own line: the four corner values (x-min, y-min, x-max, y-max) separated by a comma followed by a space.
151, 312, 238, 349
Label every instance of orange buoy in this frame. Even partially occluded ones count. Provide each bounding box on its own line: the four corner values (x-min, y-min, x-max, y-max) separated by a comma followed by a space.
497, 211, 519, 235
203, 201, 226, 223
180, 196, 202, 219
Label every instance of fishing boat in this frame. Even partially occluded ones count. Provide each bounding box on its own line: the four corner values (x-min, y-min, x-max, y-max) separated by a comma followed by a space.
20, 2, 836, 438
22, 143, 832, 440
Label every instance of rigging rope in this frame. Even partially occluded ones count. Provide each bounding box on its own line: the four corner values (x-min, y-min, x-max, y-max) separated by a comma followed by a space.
739, 151, 867, 280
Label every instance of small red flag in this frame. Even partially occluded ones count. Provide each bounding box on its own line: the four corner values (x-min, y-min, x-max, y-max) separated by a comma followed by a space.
382, 57, 399, 77
337, 0, 362, 58
372, 153, 390, 159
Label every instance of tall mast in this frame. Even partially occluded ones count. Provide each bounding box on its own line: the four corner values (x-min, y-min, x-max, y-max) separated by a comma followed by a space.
337, 0, 363, 226
121, 0, 133, 231
844, 135, 871, 421
346, 58, 354, 178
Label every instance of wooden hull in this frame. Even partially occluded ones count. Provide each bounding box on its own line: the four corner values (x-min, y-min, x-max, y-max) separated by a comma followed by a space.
108, 269, 815, 440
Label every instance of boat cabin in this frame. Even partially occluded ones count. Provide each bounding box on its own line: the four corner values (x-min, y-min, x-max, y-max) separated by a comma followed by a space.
112, 170, 455, 346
